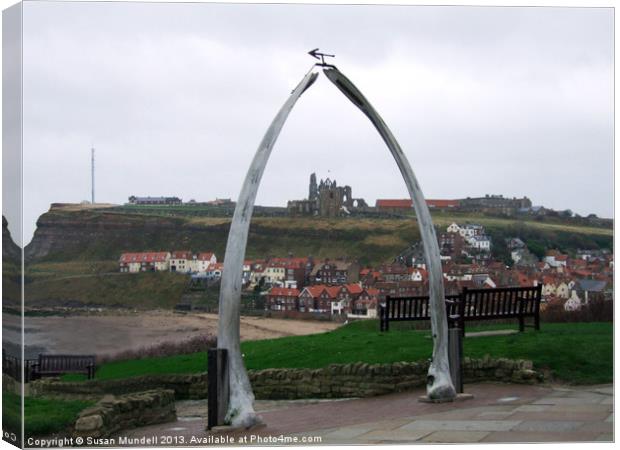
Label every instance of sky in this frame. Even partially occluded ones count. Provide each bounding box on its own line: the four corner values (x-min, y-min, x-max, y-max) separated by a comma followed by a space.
5, 2, 616, 243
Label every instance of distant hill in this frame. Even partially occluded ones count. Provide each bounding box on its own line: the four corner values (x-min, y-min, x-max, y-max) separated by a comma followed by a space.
3, 216, 22, 306
3, 216, 20, 261
25, 205, 612, 266
15, 205, 612, 310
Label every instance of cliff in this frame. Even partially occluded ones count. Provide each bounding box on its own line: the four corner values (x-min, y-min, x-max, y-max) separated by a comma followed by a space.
3, 216, 21, 262
24, 207, 419, 266
24, 205, 612, 266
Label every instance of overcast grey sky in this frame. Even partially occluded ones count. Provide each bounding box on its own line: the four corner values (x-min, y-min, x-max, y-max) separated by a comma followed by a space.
13, 2, 615, 243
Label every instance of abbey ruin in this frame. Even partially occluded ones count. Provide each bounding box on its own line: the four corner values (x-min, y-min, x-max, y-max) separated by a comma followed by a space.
287, 173, 369, 217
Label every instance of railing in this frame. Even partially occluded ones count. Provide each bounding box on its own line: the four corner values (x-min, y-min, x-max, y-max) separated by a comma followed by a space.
2, 350, 38, 382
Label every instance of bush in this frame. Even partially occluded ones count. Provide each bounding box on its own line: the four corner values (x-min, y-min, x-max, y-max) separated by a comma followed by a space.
541, 299, 612, 323
99, 334, 216, 363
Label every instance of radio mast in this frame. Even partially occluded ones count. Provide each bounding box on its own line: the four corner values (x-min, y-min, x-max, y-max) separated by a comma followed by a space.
91, 147, 95, 204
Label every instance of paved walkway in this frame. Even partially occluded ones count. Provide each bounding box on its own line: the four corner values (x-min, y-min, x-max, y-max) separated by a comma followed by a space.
121, 382, 613, 445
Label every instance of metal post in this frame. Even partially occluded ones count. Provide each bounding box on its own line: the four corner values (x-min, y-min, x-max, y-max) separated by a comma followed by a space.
207, 348, 229, 429
91, 147, 95, 204
448, 327, 463, 394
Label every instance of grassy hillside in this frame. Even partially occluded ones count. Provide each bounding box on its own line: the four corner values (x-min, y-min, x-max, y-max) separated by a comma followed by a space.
19, 207, 611, 309
24, 271, 188, 309
26, 207, 612, 266
79, 321, 612, 385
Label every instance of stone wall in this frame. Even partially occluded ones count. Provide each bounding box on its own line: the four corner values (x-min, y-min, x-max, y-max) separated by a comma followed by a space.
30, 357, 541, 401
249, 357, 541, 400
73, 389, 176, 438
2, 374, 20, 395
29, 373, 207, 401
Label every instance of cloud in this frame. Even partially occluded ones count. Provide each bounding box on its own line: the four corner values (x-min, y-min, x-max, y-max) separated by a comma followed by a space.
13, 2, 614, 243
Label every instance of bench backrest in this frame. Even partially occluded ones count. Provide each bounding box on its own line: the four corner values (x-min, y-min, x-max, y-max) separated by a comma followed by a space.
461, 285, 542, 319
38, 354, 96, 373
384, 294, 461, 321
383, 285, 542, 321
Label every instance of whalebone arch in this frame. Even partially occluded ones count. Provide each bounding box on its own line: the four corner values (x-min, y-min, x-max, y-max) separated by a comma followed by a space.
217, 66, 454, 428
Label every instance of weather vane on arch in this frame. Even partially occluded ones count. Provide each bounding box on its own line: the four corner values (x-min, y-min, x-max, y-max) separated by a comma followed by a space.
308, 48, 336, 67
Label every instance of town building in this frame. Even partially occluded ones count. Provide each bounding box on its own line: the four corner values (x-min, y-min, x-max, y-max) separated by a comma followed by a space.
266, 287, 300, 311
127, 196, 182, 205
298, 285, 326, 312
170, 251, 193, 273
378, 263, 410, 282
119, 252, 171, 272
190, 252, 217, 273
332, 284, 364, 315
350, 288, 379, 318
266, 257, 310, 289
310, 259, 360, 285
459, 194, 532, 215
375, 199, 458, 213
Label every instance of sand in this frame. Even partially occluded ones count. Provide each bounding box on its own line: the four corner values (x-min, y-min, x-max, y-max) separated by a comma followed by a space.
3, 311, 339, 358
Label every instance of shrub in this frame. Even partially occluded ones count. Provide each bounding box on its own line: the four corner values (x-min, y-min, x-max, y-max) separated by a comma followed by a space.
99, 334, 216, 363
541, 299, 612, 323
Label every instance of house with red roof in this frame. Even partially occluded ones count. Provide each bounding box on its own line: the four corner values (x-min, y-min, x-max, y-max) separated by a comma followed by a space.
374, 280, 427, 301
324, 286, 343, 314
426, 199, 459, 209
193, 252, 217, 273
206, 262, 224, 280
409, 267, 427, 282
331, 283, 364, 315
375, 199, 412, 211
298, 285, 326, 312
266, 287, 301, 311
379, 263, 410, 282
267, 257, 310, 288
375, 199, 459, 212
119, 252, 171, 273
350, 287, 379, 318
298, 285, 340, 313
360, 269, 382, 286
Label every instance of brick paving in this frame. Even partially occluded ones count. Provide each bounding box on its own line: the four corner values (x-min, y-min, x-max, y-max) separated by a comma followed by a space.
120, 382, 613, 445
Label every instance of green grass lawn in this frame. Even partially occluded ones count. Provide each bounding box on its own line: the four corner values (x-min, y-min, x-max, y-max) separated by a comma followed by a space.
2, 391, 94, 437
83, 321, 611, 385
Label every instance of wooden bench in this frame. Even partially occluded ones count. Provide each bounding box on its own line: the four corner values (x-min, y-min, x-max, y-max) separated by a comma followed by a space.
380, 285, 542, 334
33, 354, 96, 380
379, 294, 462, 332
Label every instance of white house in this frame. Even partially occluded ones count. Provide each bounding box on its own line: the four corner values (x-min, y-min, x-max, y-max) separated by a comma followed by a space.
170, 251, 192, 273
264, 265, 286, 286
469, 235, 491, 251
249, 265, 265, 288
564, 295, 581, 311
459, 224, 484, 238
555, 281, 570, 299
410, 269, 426, 282
446, 222, 461, 233
192, 252, 217, 273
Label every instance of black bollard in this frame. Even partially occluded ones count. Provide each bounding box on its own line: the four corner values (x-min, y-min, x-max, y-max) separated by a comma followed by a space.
207, 348, 229, 429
